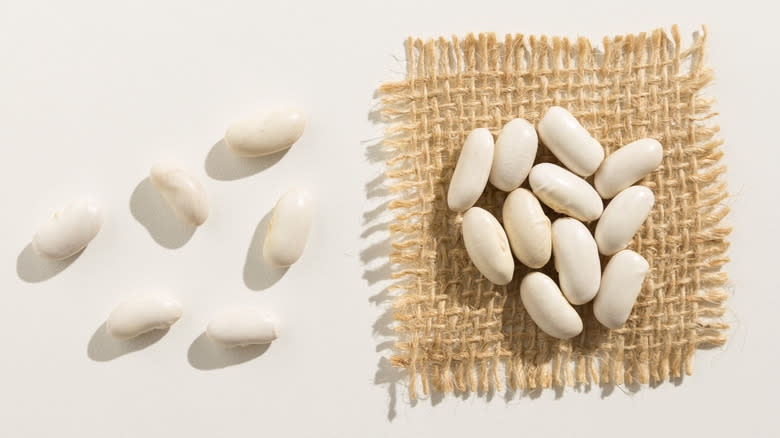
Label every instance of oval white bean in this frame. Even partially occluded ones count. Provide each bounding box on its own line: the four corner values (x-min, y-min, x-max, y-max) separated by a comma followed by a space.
594, 250, 649, 329
263, 188, 313, 267
520, 272, 583, 339
594, 138, 663, 199
224, 107, 306, 157
529, 163, 603, 222
462, 207, 514, 285
207, 308, 278, 347
149, 161, 209, 226
447, 128, 494, 212
502, 188, 551, 268
489, 118, 538, 192
552, 218, 601, 305
594, 186, 654, 255
106, 294, 183, 340
537, 106, 605, 177
32, 198, 103, 260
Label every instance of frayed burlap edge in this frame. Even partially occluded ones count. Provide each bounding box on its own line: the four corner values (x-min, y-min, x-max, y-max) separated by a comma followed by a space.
378, 25, 730, 398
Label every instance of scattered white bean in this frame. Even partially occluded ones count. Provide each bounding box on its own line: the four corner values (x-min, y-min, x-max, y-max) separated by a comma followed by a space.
529, 163, 603, 222
106, 294, 183, 340
263, 188, 313, 267
520, 272, 583, 339
447, 128, 494, 212
488, 118, 538, 192
552, 218, 601, 305
502, 188, 551, 268
32, 198, 103, 260
594, 186, 654, 255
150, 161, 209, 226
594, 250, 649, 329
462, 207, 514, 285
207, 308, 279, 347
594, 138, 663, 199
536, 106, 605, 177
224, 107, 306, 157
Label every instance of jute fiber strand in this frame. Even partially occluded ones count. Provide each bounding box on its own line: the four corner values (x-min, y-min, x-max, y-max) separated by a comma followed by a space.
378, 25, 730, 397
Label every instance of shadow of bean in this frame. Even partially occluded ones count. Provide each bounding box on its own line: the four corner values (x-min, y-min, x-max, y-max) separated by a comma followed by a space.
16, 243, 82, 283
204, 139, 289, 181
129, 177, 195, 249
243, 210, 288, 291
87, 322, 169, 361
187, 332, 270, 370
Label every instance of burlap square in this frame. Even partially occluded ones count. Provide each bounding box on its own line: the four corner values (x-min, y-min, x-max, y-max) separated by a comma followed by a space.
378, 25, 730, 397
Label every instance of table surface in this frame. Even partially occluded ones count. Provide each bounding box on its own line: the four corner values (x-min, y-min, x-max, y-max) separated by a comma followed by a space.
1, 0, 777, 436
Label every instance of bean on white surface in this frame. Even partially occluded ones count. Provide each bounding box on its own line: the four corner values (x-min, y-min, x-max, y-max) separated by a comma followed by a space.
488, 118, 538, 192
224, 107, 306, 157
594, 186, 655, 256
447, 128, 494, 212
32, 198, 103, 260
207, 308, 278, 347
149, 161, 209, 226
106, 294, 183, 340
462, 207, 514, 285
263, 188, 313, 267
536, 106, 605, 177
551, 217, 601, 305
594, 138, 663, 199
520, 272, 583, 339
502, 188, 551, 269
529, 163, 603, 222
594, 250, 649, 329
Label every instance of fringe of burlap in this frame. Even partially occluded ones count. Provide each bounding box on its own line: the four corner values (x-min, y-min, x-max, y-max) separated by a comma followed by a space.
378, 25, 730, 398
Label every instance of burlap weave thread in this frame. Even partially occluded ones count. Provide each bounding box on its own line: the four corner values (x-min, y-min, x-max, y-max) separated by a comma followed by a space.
378, 25, 730, 397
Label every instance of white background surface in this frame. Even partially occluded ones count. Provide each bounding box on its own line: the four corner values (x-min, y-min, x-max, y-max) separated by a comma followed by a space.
0, 0, 777, 436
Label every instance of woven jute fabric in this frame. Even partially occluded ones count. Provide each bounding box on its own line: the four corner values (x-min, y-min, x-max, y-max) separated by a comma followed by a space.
378, 25, 730, 397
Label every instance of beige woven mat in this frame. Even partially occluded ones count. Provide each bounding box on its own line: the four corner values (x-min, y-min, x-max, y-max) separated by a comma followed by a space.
378, 25, 730, 398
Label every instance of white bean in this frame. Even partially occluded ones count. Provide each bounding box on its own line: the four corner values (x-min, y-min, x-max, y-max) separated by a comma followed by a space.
447, 128, 494, 212
594, 186, 654, 255
150, 161, 209, 226
32, 198, 103, 260
207, 308, 278, 347
594, 250, 649, 329
502, 188, 551, 268
489, 118, 538, 192
537, 106, 605, 177
529, 163, 603, 222
520, 272, 583, 339
263, 188, 313, 267
106, 294, 183, 340
551, 218, 601, 305
224, 107, 306, 157
462, 207, 514, 285
594, 138, 663, 199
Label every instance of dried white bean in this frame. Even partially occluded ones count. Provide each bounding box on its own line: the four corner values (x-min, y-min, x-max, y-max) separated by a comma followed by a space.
552, 218, 601, 305
32, 198, 103, 260
447, 128, 494, 212
520, 272, 583, 339
150, 161, 209, 226
224, 107, 306, 157
462, 207, 514, 285
594, 138, 663, 199
529, 163, 603, 222
594, 250, 649, 328
207, 308, 278, 347
502, 188, 551, 268
489, 118, 538, 192
537, 106, 604, 177
263, 188, 313, 267
594, 186, 654, 256
106, 294, 182, 340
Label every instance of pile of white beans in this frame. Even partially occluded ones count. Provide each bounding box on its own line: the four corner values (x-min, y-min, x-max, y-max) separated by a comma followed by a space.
31, 108, 312, 347
449, 106, 663, 339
